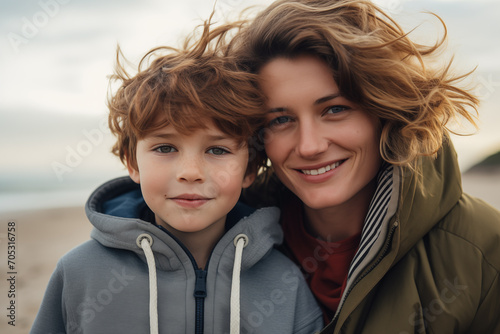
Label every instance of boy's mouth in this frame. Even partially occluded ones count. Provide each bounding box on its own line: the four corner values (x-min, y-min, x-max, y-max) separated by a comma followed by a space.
170, 194, 212, 208
172, 194, 210, 200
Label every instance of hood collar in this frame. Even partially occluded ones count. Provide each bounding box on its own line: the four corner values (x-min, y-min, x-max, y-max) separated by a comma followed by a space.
85, 177, 282, 272
395, 137, 462, 259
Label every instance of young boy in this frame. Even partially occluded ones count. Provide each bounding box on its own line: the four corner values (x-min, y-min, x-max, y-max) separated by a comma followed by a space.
30, 21, 323, 334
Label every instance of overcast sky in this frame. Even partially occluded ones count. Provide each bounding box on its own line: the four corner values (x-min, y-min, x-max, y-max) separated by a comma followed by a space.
1, 0, 499, 115
1, 0, 499, 195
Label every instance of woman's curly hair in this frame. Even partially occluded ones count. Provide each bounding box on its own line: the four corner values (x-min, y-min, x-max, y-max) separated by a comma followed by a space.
228, 0, 479, 172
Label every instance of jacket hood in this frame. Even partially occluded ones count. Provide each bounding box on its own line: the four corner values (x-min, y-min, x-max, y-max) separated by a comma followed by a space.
31, 177, 325, 334
395, 138, 463, 260
85, 176, 283, 272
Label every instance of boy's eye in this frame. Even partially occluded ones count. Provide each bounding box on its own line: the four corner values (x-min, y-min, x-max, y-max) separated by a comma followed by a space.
155, 145, 177, 153
207, 147, 229, 155
268, 115, 292, 128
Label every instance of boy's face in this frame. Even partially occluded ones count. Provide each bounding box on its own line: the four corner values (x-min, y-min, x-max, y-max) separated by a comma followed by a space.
128, 120, 255, 239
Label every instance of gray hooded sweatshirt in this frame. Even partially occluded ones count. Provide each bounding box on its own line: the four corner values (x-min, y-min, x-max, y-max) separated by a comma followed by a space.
31, 177, 323, 334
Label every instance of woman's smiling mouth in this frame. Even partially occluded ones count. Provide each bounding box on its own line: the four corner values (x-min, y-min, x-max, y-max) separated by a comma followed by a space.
299, 160, 344, 175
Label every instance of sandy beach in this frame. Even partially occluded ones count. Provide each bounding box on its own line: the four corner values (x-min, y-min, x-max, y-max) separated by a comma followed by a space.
0, 171, 498, 333
0, 205, 92, 333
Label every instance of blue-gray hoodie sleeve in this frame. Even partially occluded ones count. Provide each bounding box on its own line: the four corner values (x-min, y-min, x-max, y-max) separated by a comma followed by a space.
30, 261, 66, 334
292, 277, 324, 334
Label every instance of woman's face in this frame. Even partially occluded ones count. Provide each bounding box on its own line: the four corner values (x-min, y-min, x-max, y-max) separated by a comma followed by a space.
259, 55, 382, 211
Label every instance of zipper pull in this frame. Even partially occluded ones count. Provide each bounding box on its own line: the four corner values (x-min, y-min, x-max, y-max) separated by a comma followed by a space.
194, 269, 207, 298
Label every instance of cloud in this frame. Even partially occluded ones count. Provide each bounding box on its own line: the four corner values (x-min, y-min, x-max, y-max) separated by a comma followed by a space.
1, 0, 499, 186
0, 0, 218, 116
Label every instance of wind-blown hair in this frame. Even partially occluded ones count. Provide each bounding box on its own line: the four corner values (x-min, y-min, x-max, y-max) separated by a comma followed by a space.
229, 0, 479, 170
107, 19, 266, 173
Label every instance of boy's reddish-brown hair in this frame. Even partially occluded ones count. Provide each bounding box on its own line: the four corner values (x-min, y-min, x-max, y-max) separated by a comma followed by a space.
107, 20, 266, 174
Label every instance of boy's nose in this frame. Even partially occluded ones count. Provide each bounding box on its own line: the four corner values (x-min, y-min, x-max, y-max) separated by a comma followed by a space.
177, 155, 204, 183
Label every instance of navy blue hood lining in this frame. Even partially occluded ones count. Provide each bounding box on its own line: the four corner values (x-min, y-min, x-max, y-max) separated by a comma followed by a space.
92, 176, 256, 231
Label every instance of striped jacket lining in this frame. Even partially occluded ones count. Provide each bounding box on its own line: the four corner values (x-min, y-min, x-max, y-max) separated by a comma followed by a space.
334, 164, 398, 319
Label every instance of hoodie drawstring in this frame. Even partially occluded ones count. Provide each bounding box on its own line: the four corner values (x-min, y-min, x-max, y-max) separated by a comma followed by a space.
137, 232, 248, 334
230, 234, 249, 334
137, 234, 159, 334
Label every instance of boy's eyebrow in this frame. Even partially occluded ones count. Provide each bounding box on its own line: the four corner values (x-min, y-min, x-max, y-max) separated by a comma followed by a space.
267, 93, 341, 113
205, 134, 235, 141
147, 132, 176, 140
147, 132, 235, 142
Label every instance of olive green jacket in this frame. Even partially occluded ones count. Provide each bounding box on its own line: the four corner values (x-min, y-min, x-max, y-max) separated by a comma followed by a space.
321, 140, 500, 334
242, 140, 500, 333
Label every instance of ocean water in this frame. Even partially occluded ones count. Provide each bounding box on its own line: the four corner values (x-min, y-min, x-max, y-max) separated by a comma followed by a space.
0, 111, 128, 213
0, 188, 95, 213
1, 81, 499, 213
0, 169, 128, 213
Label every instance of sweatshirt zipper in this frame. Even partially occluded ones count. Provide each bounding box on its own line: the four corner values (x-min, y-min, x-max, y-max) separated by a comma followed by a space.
330, 220, 399, 330
194, 269, 207, 334
156, 225, 209, 334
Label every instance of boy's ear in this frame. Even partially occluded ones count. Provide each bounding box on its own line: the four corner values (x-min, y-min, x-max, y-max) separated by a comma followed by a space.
242, 171, 256, 189
126, 160, 140, 184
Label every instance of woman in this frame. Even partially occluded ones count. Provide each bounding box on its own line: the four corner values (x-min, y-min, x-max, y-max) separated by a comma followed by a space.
230, 0, 500, 333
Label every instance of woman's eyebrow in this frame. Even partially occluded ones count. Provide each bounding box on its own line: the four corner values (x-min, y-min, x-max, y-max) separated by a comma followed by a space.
314, 93, 341, 105
267, 93, 341, 113
267, 107, 288, 113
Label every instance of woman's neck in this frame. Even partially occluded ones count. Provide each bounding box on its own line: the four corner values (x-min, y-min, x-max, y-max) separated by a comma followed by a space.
303, 179, 377, 242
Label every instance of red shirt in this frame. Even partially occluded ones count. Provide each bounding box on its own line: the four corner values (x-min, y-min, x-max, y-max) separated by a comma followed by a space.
281, 195, 361, 322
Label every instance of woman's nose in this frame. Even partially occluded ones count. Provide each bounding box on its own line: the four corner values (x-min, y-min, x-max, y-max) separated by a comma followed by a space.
296, 120, 328, 158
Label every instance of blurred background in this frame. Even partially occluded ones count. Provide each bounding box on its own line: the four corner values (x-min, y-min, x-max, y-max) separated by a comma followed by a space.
0, 0, 499, 331
1, 0, 499, 212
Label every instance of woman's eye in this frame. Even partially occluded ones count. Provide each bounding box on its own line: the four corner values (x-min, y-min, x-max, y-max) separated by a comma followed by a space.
155, 145, 176, 153
325, 105, 349, 114
207, 147, 229, 155
268, 115, 292, 128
